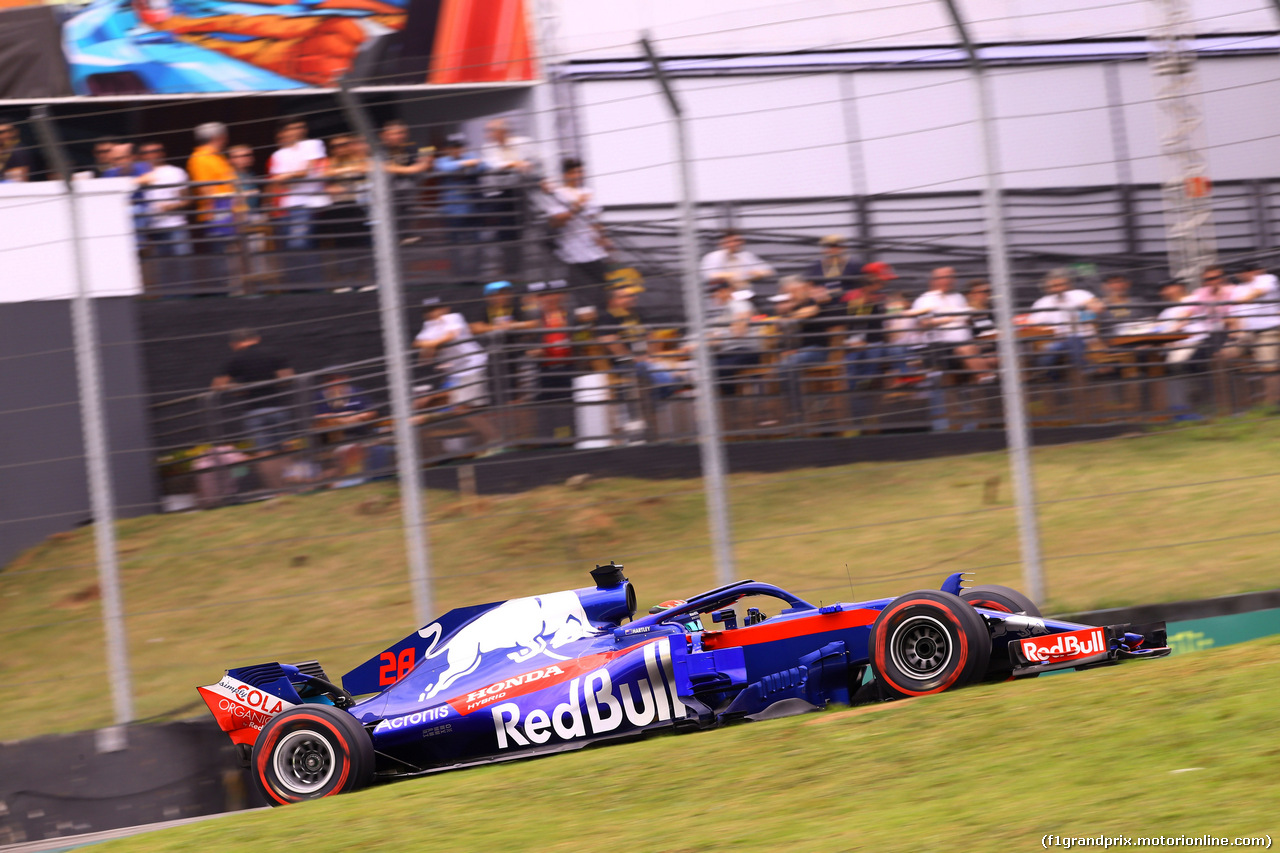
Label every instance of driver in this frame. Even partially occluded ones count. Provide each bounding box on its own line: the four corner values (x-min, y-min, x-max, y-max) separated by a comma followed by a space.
648, 600, 704, 632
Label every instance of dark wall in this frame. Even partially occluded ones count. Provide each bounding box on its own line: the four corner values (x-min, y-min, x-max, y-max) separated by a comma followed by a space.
0, 298, 157, 568
0, 719, 263, 846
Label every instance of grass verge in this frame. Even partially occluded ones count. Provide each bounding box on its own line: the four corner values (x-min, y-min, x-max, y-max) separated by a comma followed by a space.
3, 417, 1280, 737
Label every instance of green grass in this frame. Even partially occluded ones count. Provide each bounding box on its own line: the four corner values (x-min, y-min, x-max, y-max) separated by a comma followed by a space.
98, 637, 1280, 853
4, 417, 1280, 738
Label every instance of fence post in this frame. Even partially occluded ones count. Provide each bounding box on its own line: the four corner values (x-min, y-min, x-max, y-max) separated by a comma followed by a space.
640, 36, 737, 585
338, 86, 435, 626
32, 107, 135, 743
937, 2, 1046, 604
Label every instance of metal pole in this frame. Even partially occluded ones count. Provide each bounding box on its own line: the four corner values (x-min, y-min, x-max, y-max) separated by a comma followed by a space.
639, 35, 736, 585
32, 107, 135, 738
338, 87, 435, 625
937, 1, 1046, 603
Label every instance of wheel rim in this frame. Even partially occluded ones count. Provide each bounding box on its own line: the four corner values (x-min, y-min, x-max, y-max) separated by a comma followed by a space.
274, 729, 337, 795
889, 614, 954, 680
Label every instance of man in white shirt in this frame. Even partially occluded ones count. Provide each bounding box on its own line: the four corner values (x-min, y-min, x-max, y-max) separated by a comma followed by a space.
415, 297, 490, 406
1231, 263, 1280, 406
1154, 280, 1204, 416
1026, 268, 1103, 376
480, 118, 533, 277
137, 141, 192, 257
701, 230, 774, 290
541, 157, 611, 305
907, 266, 981, 376
268, 118, 328, 251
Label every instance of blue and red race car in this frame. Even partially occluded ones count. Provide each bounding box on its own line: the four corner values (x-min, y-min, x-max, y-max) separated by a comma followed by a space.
198, 564, 1170, 805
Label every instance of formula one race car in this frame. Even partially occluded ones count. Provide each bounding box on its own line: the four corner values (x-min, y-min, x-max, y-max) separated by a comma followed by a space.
198, 564, 1170, 805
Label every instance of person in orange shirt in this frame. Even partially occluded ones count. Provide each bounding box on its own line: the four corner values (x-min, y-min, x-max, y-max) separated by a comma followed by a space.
187, 121, 237, 254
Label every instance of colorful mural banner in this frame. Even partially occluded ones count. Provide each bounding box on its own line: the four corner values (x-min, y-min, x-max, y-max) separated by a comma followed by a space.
0, 0, 535, 98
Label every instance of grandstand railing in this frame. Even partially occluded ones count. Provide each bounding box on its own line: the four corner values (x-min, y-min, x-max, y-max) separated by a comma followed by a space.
150, 303, 1280, 508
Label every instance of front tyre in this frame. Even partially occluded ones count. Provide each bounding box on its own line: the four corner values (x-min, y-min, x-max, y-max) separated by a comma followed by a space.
959, 584, 1042, 617
869, 590, 991, 699
252, 705, 375, 806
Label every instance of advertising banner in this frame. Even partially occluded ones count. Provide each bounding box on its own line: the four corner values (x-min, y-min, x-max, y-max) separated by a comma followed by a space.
0, 0, 535, 99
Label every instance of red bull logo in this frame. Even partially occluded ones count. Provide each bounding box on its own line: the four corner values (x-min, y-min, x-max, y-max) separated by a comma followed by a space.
416, 591, 597, 702
1020, 627, 1107, 663
491, 638, 685, 750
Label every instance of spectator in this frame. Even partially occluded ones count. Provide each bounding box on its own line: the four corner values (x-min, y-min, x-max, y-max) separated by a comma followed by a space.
1097, 274, 1146, 335
701, 229, 774, 290
434, 133, 487, 278
908, 266, 978, 375
415, 296, 491, 412
379, 119, 432, 243
227, 144, 262, 216
1154, 280, 1204, 417
313, 370, 378, 484
1231, 262, 1280, 407
777, 276, 844, 412
706, 279, 760, 392
0, 121, 33, 182
480, 118, 533, 276
842, 262, 895, 383
93, 139, 117, 176
317, 133, 370, 249
187, 122, 237, 254
268, 118, 328, 251
528, 283, 577, 401
542, 157, 611, 305
963, 279, 998, 383
102, 142, 151, 233
210, 328, 296, 459
136, 142, 192, 257
1183, 265, 1240, 364
469, 280, 537, 402
1026, 268, 1103, 377
807, 234, 860, 295
599, 281, 683, 400
470, 280, 535, 334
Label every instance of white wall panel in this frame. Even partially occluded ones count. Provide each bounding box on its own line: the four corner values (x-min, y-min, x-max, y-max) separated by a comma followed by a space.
680, 75, 852, 201
988, 64, 1117, 188
1114, 60, 1163, 185
554, 0, 1274, 62
576, 81, 676, 205
556, 0, 954, 61
1197, 56, 1280, 182
0, 179, 142, 303
853, 69, 982, 194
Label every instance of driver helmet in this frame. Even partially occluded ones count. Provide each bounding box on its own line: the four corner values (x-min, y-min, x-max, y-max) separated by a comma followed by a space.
648, 599, 703, 632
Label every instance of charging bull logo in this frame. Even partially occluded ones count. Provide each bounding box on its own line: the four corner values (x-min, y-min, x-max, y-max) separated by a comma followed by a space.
416, 591, 597, 702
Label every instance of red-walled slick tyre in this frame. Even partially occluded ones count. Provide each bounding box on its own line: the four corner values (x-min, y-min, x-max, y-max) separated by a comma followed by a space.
960, 583, 1043, 680
868, 590, 990, 699
251, 704, 375, 806
959, 584, 1042, 617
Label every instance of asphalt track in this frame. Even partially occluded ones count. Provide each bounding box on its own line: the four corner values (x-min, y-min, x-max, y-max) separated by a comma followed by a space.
0, 810, 261, 853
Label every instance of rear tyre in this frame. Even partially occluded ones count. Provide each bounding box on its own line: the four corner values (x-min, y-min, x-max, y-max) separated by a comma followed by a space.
868, 590, 990, 699
251, 704, 375, 806
959, 584, 1042, 617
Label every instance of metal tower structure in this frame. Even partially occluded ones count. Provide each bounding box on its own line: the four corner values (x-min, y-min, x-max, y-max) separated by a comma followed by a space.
1148, 0, 1218, 286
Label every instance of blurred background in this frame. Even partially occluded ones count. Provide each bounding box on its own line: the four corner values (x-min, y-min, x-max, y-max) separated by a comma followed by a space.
3, 0, 1280, 843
